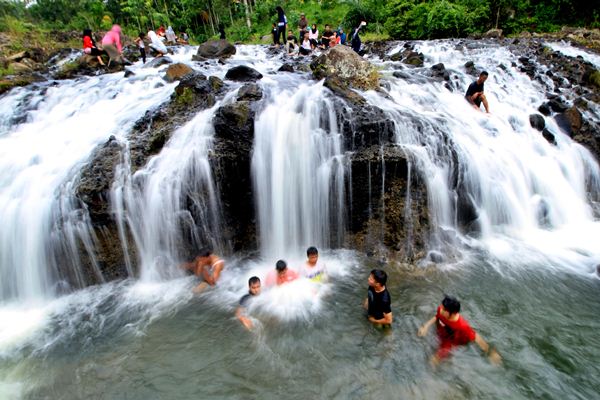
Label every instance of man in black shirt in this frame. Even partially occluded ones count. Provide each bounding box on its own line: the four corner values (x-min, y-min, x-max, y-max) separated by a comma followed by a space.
321, 24, 334, 48
363, 269, 393, 327
236, 276, 261, 330
465, 71, 490, 113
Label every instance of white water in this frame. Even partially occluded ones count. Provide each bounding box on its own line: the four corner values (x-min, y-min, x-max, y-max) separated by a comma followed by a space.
546, 40, 600, 68
371, 40, 600, 272
1, 41, 600, 391
252, 81, 346, 260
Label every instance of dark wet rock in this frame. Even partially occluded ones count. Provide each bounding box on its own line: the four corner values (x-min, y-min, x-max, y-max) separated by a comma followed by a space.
193, 39, 236, 60
402, 51, 424, 67
542, 128, 557, 145
563, 106, 583, 132
548, 98, 569, 113
237, 83, 263, 101
427, 250, 444, 263
76, 136, 123, 226
347, 145, 429, 260
163, 63, 194, 82
392, 71, 411, 80
324, 75, 366, 105
0, 73, 46, 95
464, 60, 480, 77
310, 45, 379, 90
209, 76, 224, 91
430, 63, 450, 81
124, 68, 135, 78
143, 56, 172, 69
339, 101, 395, 150
74, 136, 131, 281
278, 63, 294, 72
213, 100, 255, 145
225, 65, 263, 82
538, 102, 552, 116
529, 114, 546, 131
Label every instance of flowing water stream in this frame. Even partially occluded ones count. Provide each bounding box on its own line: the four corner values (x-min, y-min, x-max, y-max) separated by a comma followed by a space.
0, 41, 599, 399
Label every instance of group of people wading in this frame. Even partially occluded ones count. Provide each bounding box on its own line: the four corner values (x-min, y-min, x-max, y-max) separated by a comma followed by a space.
182, 247, 501, 367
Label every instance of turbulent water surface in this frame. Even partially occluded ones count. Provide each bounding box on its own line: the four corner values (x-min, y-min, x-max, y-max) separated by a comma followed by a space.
1, 41, 600, 399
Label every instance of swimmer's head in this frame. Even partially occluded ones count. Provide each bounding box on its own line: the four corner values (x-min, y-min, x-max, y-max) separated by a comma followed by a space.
368, 269, 387, 287
248, 276, 261, 295
276, 259, 287, 273
441, 295, 461, 315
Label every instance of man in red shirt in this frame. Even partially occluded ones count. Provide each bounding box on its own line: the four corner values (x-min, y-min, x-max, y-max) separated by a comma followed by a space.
417, 295, 501, 366
265, 260, 299, 286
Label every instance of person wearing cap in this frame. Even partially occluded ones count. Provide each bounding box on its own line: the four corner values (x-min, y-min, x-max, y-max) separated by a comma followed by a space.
236, 276, 262, 330
265, 260, 299, 286
363, 269, 392, 327
417, 295, 501, 366
297, 13, 308, 43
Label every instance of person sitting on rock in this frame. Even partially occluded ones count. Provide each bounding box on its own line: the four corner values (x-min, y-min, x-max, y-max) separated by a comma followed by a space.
321, 24, 334, 48
148, 30, 168, 57
465, 71, 490, 113
299, 32, 312, 56
308, 24, 319, 48
285, 30, 298, 55
82, 29, 106, 66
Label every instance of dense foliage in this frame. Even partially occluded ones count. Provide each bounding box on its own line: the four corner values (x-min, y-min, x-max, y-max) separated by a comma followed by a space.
0, 0, 597, 42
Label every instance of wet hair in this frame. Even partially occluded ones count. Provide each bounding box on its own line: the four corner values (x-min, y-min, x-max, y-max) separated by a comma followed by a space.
442, 295, 461, 314
307, 246, 318, 257
139, 32, 145, 39
197, 247, 213, 258
83, 29, 92, 38
276, 259, 287, 272
276, 6, 284, 17
248, 276, 260, 286
370, 269, 387, 286
480, 71, 489, 77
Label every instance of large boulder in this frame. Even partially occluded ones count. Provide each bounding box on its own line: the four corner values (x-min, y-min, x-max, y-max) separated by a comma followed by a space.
310, 45, 379, 91
224, 65, 263, 82
237, 83, 263, 101
193, 39, 236, 60
529, 114, 546, 131
164, 63, 194, 82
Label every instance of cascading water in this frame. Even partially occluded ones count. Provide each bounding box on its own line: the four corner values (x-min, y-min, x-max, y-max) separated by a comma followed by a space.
0, 65, 181, 303
112, 104, 227, 282
252, 81, 346, 260
366, 40, 600, 270
1, 41, 600, 400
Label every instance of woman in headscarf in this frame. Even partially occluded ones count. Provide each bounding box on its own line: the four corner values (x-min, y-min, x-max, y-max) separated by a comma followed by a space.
101, 25, 124, 65
82, 28, 106, 65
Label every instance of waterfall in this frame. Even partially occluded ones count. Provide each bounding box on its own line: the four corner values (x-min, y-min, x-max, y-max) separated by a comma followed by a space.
111, 104, 227, 282
0, 48, 206, 303
252, 81, 347, 260
367, 40, 600, 266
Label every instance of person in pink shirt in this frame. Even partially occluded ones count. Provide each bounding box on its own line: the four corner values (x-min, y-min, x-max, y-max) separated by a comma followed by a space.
265, 260, 299, 286
102, 24, 124, 65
